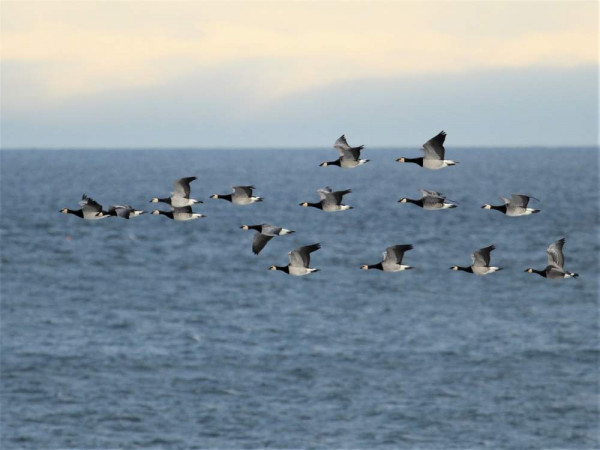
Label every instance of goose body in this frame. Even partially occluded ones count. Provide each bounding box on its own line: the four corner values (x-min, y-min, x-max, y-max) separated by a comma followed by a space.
396, 131, 457, 170
320, 134, 369, 169
60, 195, 111, 220
107, 205, 145, 219
451, 245, 502, 275
240, 223, 295, 255
211, 186, 263, 205
525, 238, 579, 279
269, 243, 321, 276
300, 187, 353, 212
361, 245, 414, 272
399, 189, 457, 210
151, 206, 205, 221
482, 194, 540, 216
151, 177, 201, 208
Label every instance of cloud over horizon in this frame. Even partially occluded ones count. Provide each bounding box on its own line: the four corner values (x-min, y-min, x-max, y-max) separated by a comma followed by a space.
1, 1, 598, 148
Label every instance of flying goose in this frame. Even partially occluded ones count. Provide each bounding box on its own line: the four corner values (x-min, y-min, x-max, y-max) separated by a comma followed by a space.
60, 194, 111, 220
269, 243, 321, 276
361, 245, 414, 272
525, 238, 579, 279
396, 131, 457, 169
451, 245, 502, 275
320, 134, 369, 168
299, 187, 353, 211
482, 194, 540, 216
150, 177, 202, 208
240, 224, 295, 255
107, 205, 145, 219
398, 189, 457, 210
210, 186, 263, 205
151, 206, 205, 221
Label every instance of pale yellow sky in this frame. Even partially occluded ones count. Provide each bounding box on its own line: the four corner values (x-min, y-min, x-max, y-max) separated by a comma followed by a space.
2, 1, 598, 107
1, 1, 598, 148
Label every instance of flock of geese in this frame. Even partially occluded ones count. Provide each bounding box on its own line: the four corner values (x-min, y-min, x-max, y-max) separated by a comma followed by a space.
60, 132, 579, 280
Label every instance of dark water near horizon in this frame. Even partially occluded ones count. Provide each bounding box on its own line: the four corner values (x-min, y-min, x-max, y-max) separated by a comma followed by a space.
1, 148, 598, 449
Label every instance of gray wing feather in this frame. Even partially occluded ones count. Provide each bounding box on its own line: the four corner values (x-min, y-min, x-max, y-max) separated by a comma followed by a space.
422, 131, 446, 160
383, 245, 413, 264
173, 177, 196, 197
109, 205, 133, 218
261, 224, 282, 236
317, 187, 333, 200
233, 186, 254, 198
419, 189, 445, 199
289, 243, 321, 267
326, 189, 351, 205
252, 233, 273, 255
472, 245, 495, 267
546, 238, 565, 268
79, 195, 102, 213
510, 194, 537, 208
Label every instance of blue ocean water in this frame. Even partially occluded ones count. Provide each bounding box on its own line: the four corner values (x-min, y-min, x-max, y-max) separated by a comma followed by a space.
1, 148, 598, 449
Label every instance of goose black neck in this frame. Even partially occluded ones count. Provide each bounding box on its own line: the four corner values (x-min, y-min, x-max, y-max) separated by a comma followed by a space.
457, 266, 473, 273
307, 202, 323, 209
158, 197, 172, 204
368, 262, 384, 270
67, 209, 84, 218
327, 159, 341, 166
405, 157, 424, 166
217, 194, 233, 202
491, 204, 507, 213
406, 198, 423, 207
247, 225, 263, 231
275, 266, 289, 273
532, 268, 547, 277
160, 211, 174, 219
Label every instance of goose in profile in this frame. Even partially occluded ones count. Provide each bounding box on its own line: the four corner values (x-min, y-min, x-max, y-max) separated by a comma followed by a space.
396, 131, 457, 169
269, 243, 321, 276
210, 186, 263, 205
320, 134, 369, 168
107, 205, 145, 219
398, 189, 457, 210
151, 206, 205, 221
241, 224, 295, 255
482, 194, 540, 216
60, 194, 111, 220
299, 187, 353, 211
525, 238, 579, 279
361, 245, 414, 272
150, 177, 202, 208
451, 245, 502, 275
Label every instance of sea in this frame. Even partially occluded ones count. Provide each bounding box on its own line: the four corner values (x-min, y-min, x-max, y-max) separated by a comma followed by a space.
1, 148, 598, 449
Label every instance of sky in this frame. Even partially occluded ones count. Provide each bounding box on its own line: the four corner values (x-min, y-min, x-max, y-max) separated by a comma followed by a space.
1, 1, 598, 148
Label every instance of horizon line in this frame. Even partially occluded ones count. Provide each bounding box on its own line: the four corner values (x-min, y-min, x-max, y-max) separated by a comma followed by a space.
1, 145, 598, 151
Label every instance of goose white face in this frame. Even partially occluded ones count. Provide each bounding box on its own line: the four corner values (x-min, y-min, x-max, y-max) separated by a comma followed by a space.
241, 225, 249, 230
299, 202, 309, 207
319, 162, 328, 167
482, 204, 492, 209
450, 265, 459, 271
525, 268, 534, 273
150, 198, 159, 203
268, 265, 277, 271
360, 265, 369, 270
210, 194, 219, 199
398, 198, 408, 203
151, 210, 160, 215
60, 208, 68, 214
396, 157, 406, 163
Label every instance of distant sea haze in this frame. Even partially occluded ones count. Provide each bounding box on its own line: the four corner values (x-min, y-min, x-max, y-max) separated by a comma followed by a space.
1, 148, 598, 449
